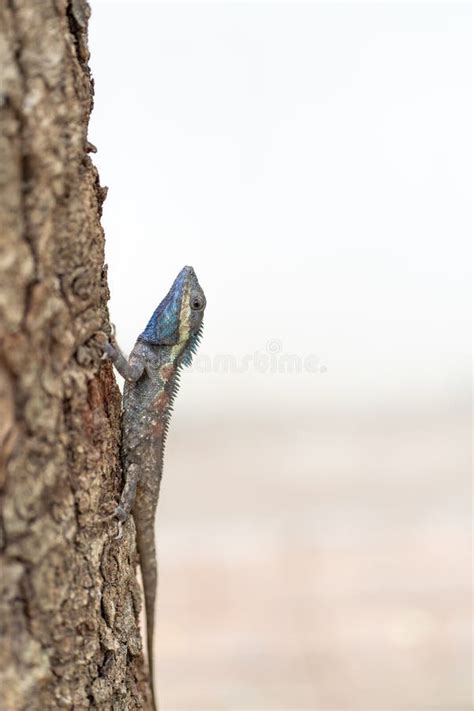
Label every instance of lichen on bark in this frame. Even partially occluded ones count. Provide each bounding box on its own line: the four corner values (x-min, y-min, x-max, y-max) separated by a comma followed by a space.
0, 2, 150, 708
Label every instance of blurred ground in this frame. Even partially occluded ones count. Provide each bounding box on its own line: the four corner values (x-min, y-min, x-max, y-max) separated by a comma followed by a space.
151, 401, 471, 710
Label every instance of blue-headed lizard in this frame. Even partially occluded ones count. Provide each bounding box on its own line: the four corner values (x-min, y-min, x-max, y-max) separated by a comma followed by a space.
101, 265, 206, 709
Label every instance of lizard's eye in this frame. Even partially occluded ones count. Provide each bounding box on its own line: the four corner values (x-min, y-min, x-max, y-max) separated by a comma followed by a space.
191, 296, 203, 310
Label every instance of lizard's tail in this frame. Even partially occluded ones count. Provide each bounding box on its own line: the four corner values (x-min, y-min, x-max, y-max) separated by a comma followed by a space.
135, 515, 158, 711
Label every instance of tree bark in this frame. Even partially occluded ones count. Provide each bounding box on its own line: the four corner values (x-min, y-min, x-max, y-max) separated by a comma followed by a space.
0, 2, 150, 708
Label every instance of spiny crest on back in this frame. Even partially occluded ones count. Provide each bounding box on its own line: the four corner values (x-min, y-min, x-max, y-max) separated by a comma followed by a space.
181, 324, 203, 367
166, 325, 204, 420
139, 266, 206, 347
158, 323, 204, 458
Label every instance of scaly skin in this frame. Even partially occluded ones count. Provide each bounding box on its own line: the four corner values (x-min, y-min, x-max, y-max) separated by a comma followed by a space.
103, 266, 206, 709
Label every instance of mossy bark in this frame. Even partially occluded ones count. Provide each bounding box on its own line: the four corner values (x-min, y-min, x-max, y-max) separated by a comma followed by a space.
0, 2, 150, 708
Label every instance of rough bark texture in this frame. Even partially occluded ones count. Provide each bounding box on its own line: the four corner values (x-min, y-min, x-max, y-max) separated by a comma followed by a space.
0, 2, 150, 708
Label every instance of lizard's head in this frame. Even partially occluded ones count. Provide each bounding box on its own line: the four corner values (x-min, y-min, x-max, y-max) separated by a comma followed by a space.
139, 266, 206, 359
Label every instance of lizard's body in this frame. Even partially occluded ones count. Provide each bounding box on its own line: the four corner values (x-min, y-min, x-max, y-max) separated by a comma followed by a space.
103, 266, 206, 709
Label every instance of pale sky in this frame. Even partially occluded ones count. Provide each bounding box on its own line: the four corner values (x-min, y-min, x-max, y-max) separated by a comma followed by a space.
89, 1, 471, 414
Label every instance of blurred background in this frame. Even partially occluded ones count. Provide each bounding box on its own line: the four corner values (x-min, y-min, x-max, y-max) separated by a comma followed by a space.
89, 2, 471, 709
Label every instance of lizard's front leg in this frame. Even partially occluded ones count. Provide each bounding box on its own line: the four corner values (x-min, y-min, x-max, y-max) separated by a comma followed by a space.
101, 332, 145, 382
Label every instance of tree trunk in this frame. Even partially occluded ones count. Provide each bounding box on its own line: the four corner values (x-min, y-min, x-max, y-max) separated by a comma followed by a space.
0, 2, 150, 708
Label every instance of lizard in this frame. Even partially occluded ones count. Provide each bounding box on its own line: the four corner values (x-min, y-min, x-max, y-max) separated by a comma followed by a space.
101, 265, 206, 709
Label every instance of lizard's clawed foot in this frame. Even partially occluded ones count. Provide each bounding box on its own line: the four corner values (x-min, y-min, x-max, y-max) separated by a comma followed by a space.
113, 505, 128, 539
102, 504, 128, 539
115, 520, 124, 540
96, 327, 118, 361
101, 343, 116, 361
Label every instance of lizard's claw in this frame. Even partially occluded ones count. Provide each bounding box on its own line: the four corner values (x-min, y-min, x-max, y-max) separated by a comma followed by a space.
114, 506, 128, 541
113, 505, 127, 539
96, 327, 118, 362
102, 505, 127, 540
115, 520, 124, 540
96, 331, 114, 361
102, 342, 116, 360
